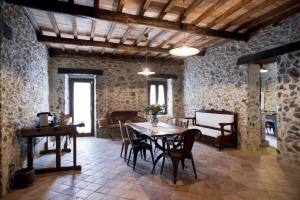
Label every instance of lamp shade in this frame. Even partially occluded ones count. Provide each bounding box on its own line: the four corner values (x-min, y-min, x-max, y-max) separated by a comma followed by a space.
169, 46, 200, 57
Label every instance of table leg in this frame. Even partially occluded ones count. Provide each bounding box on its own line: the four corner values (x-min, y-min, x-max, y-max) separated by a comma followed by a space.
56, 136, 61, 168
73, 134, 77, 167
27, 137, 33, 168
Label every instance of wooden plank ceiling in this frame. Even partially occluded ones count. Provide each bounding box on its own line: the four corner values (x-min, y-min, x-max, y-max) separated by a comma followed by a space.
6, 0, 300, 60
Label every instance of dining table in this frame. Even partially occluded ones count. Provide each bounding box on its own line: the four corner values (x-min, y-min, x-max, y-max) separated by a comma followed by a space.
126, 122, 188, 173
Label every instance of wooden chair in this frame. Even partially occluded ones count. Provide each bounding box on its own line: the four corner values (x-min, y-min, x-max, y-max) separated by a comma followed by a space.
125, 124, 155, 170
119, 121, 131, 162
161, 129, 200, 184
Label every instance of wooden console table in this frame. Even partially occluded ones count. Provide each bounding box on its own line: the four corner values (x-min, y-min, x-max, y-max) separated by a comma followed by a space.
21, 126, 81, 174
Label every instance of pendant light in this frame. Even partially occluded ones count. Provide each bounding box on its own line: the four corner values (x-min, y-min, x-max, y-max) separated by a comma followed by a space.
169, 0, 200, 57
260, 65, 268, 73
137, 33, 155, 76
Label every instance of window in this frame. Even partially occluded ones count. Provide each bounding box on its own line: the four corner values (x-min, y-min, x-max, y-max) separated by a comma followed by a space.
148, 81, 167, 114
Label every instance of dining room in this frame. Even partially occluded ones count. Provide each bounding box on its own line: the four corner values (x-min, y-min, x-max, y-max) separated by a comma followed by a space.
1, 0, 300, 199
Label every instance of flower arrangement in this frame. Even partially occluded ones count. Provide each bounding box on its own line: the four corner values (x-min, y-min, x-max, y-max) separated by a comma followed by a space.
144, 104, 165, 115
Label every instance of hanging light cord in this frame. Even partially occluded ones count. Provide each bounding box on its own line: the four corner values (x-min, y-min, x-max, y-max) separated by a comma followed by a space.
182, 0, 186, 46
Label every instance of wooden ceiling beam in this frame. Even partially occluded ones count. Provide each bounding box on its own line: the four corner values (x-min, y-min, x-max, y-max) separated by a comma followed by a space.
236, 0, 300, 32
134, 27, 151, 45
90, 20, 96, 40
5, 0, 249, 41
140, 0, 152, 16
206, 0, 251, 28
120, 26, 131, 43
183, 0, 205, 18
237, 40, 300, 65
158, 32, 180, 48
71, 17, 78, 39
94, 0, 99, 8
117, 0, 125, 12
159, 0, 177, 19
49, 48, 184, 64
37, 33, 171, 53
148, 30, 166, 46
220, 0, 274, 31
24, 8, 41, 31
192, 0, 229, 25
48, 12, 60, 36
106, 23, 116, 41
246, 4, 300, 34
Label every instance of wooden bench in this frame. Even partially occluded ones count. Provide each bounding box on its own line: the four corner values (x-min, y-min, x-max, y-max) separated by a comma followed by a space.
188, 109, 237, 150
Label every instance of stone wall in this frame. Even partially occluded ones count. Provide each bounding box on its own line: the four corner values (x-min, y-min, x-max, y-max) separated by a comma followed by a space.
261, 63, 278, 112
277, 51, 300, 166
0, 2, 49, 196
183, 13, 300, 152
48, 54, 184, 127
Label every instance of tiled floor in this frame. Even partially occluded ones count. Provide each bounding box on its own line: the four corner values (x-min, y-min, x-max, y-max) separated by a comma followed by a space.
3, 137, 300, 200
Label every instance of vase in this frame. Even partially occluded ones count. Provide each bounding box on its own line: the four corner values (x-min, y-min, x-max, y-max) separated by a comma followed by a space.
150, 114, 158, 127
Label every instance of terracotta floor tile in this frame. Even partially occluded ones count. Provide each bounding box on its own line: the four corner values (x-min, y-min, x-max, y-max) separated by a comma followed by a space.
3, 137, 300, 200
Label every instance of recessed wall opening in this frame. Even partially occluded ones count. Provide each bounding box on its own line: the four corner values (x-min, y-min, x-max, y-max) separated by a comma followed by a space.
260, 62, 278, 148
69, 77, 95, 136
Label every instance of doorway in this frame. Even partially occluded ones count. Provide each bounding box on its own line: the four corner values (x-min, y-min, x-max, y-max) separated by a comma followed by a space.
69, 78, 95, 136
260, 62, 278, 148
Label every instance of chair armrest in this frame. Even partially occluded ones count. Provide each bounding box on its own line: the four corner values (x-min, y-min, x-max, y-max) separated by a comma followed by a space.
184, 117, 196, 126
219, 123, 234, 136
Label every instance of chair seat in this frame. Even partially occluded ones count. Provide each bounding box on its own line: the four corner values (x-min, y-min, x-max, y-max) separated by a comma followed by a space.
189, 126, 231, 138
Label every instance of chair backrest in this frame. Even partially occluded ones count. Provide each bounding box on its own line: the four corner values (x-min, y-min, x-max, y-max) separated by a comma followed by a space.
182, 129, 201, 157
119, 120, 128, 141
125, 124, 138, 145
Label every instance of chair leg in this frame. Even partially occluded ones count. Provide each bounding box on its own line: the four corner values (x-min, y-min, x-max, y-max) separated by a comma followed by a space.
120, 142, 124, 157
127, 148, 132, 164
218, 137, 222, 151
181, 159, 185, 170
170, 157, 180, 184
124, 143, 129, 162
160, 155, 165, 175
133, 149, 139, 170
149, 148, 155, 164
190, 153, 197, 179
143, 148, 146, 160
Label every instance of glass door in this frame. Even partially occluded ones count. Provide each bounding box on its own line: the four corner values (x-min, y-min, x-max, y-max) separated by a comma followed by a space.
70, 79, 94, 136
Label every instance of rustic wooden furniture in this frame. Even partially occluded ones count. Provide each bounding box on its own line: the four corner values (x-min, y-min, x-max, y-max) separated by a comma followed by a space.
161, 129, 200, 184
126, 122, 187, 173
119, 121, 130, 162
21, 126, 81, 174
125, 124, 154, 170
189, 109, 237, 150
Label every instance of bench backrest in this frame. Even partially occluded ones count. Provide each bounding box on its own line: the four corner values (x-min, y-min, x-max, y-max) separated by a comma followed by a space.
195, 109, 237, 132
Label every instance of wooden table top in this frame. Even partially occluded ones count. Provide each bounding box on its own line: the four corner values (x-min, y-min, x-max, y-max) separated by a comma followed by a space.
127, 122, 187, 138
21, 125, 78, 137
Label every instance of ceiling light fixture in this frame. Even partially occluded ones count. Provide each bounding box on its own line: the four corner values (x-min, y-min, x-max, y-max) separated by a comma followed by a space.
137, 33, 155, 76
260, 68, 268, 73
260, 65, 268, 73
169, 0, 200, 57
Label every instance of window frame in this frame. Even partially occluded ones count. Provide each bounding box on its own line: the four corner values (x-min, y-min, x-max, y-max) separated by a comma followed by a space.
147, 80, 168, 115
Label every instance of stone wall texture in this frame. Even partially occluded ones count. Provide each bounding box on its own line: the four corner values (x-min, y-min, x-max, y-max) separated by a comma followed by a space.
277, 51, 300, 165
261, 63, 277, 112
184, 13, 300, 153
48, 55, 184, 126
0, 2, 49, 196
